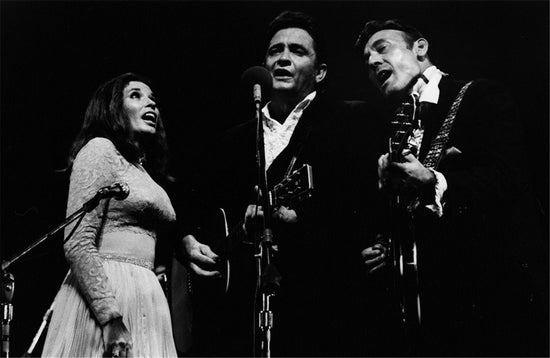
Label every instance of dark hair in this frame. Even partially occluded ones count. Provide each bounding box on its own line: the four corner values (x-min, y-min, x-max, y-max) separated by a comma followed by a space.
265, 11, 327, 66
68, 72, 169, 180
355, 19, 425, 55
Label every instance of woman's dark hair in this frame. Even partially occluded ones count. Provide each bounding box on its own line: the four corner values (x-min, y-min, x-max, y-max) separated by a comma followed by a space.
68, 72, 169, 180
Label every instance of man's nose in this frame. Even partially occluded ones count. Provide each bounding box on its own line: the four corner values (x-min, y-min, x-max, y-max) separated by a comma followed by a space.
276, 48, 291, 65
368, 52, 383, 67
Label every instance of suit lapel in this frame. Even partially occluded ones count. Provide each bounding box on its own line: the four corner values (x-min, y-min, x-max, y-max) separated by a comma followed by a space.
267, 96, 320, 187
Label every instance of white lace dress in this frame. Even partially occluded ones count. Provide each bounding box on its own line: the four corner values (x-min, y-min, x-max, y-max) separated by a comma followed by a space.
42, 137, 177, 357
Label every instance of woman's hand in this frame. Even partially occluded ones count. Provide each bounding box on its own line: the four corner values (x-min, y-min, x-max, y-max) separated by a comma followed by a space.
102, 317, 132, 357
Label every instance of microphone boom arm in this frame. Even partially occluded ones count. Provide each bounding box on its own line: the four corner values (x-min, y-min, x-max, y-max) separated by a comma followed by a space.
0, 182, 129, 358
1, 182, 128, 272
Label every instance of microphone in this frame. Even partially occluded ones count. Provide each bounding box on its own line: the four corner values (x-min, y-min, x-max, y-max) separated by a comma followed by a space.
97, 182, 130, 200
82, 182, 129, 213
241, 66, 272, 104
2, 272, 14, 358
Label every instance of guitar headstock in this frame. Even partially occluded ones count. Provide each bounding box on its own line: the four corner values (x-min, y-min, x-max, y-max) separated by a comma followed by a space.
390, 94, 419, 162
271, 164, 313, 208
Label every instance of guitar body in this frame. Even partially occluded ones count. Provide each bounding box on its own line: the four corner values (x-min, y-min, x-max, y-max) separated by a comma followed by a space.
170, 165, 314, 354
192, 207, 231, 295
169, 208, 227, 354
385, 83, 473, 354
170, 206, 230, 355
389, 195, 422, 352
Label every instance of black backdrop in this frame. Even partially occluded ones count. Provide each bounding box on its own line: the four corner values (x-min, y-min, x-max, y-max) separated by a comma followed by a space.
1, 1, 548, 356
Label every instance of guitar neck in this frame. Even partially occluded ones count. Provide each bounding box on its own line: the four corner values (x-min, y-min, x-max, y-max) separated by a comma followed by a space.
389, 95, 419, 163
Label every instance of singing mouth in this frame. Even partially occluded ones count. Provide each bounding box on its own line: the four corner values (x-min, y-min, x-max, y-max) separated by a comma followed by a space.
273, 68, 293, 78
376, 69, 392, 85
142, 112, 157, 126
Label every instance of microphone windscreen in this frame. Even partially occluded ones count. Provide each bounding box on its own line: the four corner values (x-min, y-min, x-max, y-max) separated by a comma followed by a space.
241, 66, 272, 94
114, 182, 130, 200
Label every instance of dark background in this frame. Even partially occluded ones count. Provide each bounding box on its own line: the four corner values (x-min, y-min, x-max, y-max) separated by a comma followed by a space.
1, 1, 548, 356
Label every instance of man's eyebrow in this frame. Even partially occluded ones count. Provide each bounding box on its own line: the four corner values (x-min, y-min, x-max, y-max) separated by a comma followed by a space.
370, 38, 387, 48
268, 42, 283, 49
288, 43, 307, 50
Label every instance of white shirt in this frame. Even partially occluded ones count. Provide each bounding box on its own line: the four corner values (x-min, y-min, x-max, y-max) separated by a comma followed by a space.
411, 66, 449, 217
412, 65, 446, 104
262, 91, 316, 169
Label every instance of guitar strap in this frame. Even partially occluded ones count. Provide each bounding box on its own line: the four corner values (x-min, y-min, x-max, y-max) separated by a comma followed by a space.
422, 80, 474, 170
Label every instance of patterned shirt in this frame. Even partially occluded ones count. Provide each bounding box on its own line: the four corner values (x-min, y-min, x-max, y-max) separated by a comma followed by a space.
262, 91, 316, 169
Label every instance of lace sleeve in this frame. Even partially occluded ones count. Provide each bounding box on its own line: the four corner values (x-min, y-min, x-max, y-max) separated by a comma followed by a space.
63, 137, 124, 325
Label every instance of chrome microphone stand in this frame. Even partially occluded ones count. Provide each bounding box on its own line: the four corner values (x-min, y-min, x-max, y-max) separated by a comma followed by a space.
1, 273, 14, 358
22, 301, 54, 357
253, 87, 281, 358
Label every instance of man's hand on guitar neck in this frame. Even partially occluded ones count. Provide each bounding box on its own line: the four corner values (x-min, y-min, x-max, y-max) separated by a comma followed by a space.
182, 234, 221, 277
243, 204, 298, 237
378, 151, 435, 191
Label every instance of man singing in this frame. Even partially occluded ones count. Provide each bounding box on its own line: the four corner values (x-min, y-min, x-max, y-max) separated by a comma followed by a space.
356, 19, 547, 356
179, 10, 377, 357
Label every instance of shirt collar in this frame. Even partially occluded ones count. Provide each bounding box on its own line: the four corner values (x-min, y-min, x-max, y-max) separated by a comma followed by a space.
262, 91, 317, 127
411, 66, 447, 104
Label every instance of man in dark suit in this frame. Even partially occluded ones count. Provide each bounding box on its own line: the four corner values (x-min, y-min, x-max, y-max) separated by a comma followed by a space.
177, 11, 379, 357
355, 19, 548, 356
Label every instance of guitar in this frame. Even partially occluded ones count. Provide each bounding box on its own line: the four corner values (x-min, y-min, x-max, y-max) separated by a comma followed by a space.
387, 94, 423, 342
175, 163, 314, 298
170, 164, 313, 352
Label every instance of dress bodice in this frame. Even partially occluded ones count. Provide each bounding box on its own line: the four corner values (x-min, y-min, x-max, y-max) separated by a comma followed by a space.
63, 137, 175, 324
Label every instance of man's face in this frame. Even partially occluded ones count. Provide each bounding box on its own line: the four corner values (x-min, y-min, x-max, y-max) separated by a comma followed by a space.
264, 27, 324, 100
363, 29, 423, 97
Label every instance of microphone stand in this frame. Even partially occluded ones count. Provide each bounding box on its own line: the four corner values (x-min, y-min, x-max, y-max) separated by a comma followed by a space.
0, 190, 106, 357
253, 85, 281, 358
1, 273, 14, 358
21, 301, 54, 357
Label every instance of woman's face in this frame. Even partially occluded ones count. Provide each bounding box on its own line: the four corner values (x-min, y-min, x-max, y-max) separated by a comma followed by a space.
123, 81, 159, 136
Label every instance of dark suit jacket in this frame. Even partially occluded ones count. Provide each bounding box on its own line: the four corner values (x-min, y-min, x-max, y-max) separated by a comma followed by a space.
180, 92, 382, 357
387, 77, 548, 356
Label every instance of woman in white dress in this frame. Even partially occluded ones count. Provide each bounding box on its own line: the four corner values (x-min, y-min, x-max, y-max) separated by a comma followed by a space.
42, 73, 177, 358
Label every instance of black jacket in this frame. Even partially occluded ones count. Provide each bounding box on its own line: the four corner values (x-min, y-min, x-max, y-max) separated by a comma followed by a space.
370, 77, 548, 356
187, 92, 381, 357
